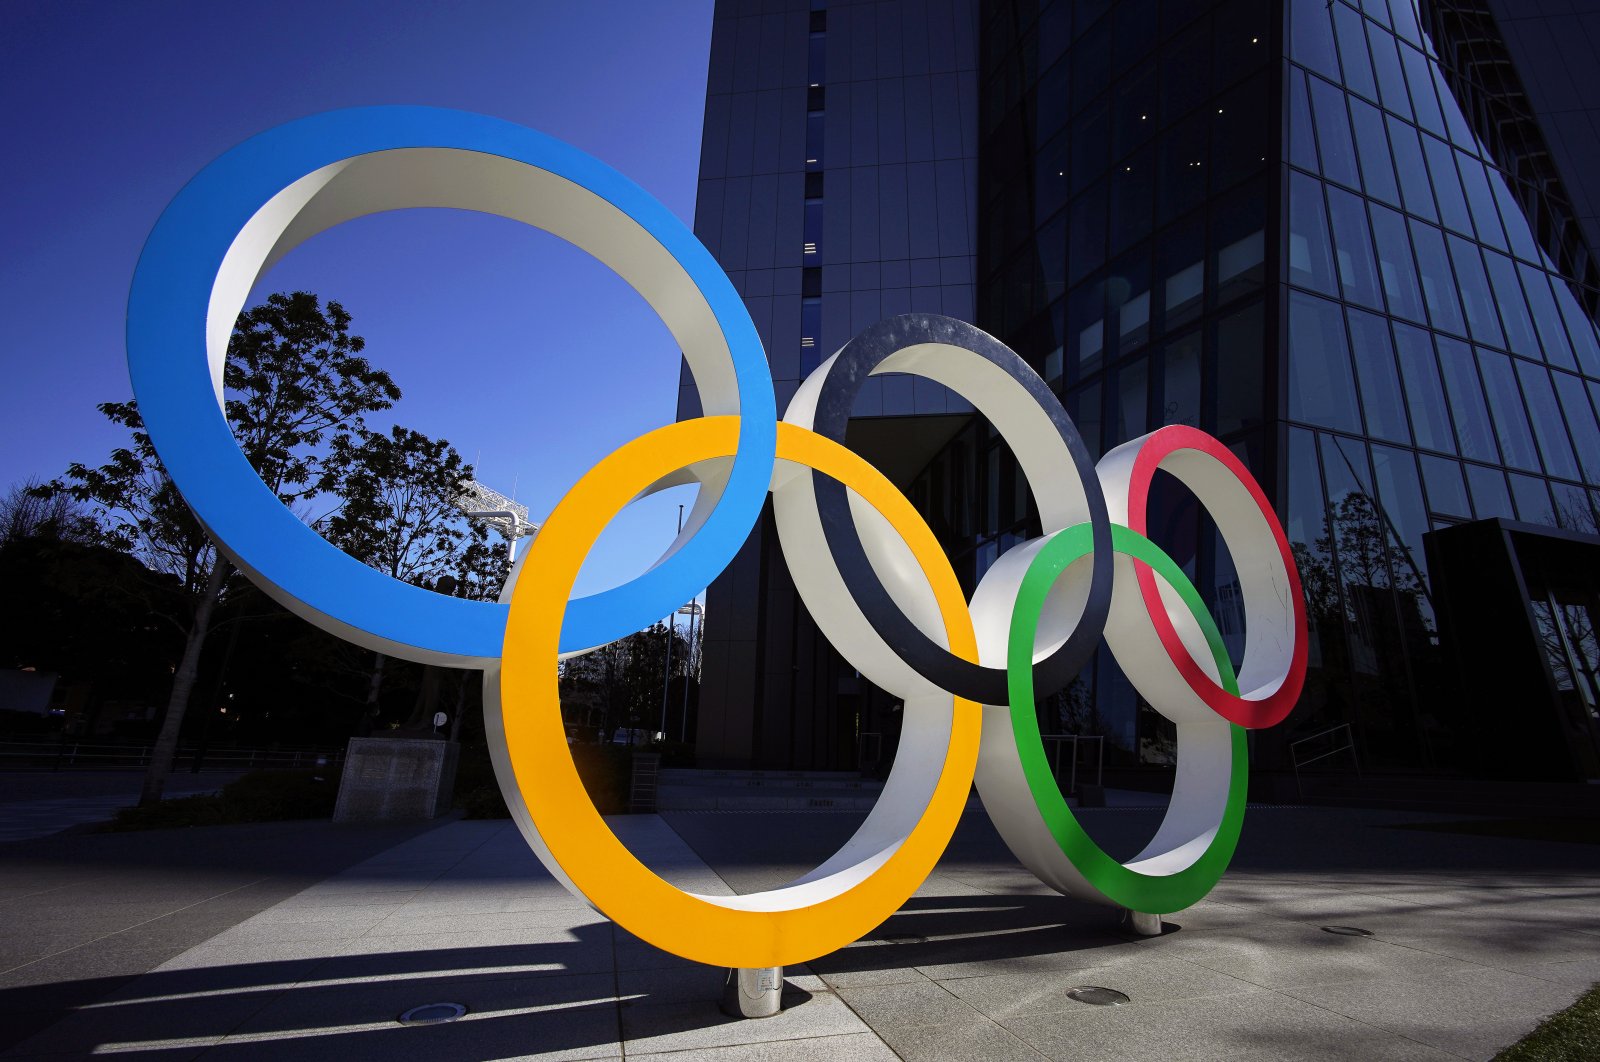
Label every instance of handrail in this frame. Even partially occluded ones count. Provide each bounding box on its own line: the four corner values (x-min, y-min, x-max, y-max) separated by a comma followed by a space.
1289, 722, 1356, 752
0, 740, 345, 772
1040, 733, 1104, 794
1290, 722, 1359, 799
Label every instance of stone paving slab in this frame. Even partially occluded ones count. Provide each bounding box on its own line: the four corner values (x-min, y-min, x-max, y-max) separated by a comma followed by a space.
1, 803, 1596, 1059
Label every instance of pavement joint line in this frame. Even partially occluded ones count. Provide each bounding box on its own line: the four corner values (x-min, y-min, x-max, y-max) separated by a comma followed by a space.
1267, 984, 1479, 1061
0, 874, 274, 979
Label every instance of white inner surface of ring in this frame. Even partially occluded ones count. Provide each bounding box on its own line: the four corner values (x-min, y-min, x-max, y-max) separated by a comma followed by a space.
487, 449, 960, 914
784, 341, 1096, 674
203, 148, 742, 634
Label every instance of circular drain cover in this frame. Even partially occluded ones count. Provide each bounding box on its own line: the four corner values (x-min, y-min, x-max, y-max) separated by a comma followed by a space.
398, 1002, 468, 1025
1067, 986, 1130, 1006
1321, 925, 1374, 937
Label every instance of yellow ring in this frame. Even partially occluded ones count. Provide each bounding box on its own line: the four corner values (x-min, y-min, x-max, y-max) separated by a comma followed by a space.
498, 417, 980, 968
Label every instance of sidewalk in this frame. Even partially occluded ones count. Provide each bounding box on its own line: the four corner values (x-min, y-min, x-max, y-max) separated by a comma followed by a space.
2, 803, 1597, 1060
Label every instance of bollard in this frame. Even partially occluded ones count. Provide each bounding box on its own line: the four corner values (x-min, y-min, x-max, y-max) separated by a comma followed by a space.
720, 966, 783, 1018
1122, 909, 1164, 936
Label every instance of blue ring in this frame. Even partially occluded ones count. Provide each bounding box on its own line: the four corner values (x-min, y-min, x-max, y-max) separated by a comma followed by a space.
127, 106, 775, 659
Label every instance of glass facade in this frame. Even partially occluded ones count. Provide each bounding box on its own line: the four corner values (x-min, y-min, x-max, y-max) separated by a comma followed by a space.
687, 0, 1600, 777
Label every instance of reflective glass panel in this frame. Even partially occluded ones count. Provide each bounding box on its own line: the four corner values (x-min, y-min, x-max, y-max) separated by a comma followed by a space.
1466, 464, 1514, 519
1326, 184, 1384, 309
1446, 235, 1506, 348
1422, 134, 1472, 236
1419, 454, 1470, 517
1290, 0, 1340, 80
1369, 203, 1426, 322
1366, 22, 1412, 121
1349, 97, 1400, 205
1347, 308, 1410, 443
1554, 372, 1600, 484
1309, 77, 1361, 189
1331, 2, 1377, 101
1482, 251, 1540, 359
1288, 67, 1318, 172
1408, 220, 1465, 336
1509, 473, 1555, 525
1517, 264, 1577, 372
1437, 336, 1498, 462
1387, 116, 1436, 221
1476, 348, 1540, 471
1289, 171, 1338, 295
1288, 291, 1362, 431
1161, 331, 1201, 429
1393, 323, 1454, 453
1514, 359, 1581, 481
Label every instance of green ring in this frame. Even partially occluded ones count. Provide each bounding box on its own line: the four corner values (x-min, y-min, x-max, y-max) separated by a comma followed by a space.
1007, 523, 1248, 912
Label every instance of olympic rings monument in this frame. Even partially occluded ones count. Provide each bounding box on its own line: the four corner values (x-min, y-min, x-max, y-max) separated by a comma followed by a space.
129, 107, 1307, 1017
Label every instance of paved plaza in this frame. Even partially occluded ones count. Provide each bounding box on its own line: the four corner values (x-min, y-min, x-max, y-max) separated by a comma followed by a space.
0, 799, 1596, 1060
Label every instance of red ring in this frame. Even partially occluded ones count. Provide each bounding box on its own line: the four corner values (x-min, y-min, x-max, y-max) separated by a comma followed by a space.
1123, 426, 1306, 729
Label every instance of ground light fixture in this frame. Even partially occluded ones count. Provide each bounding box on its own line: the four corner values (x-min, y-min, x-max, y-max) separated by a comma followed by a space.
396, 1002, 468, 1026
1067, 987, 1132, 1006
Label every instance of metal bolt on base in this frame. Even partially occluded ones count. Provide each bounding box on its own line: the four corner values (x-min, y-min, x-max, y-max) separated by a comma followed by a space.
1123, 909, 1165, 936
720, 966, 783, 1018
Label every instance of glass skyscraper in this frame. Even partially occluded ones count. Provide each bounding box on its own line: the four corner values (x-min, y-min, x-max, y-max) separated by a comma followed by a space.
683, 0, 1600, 784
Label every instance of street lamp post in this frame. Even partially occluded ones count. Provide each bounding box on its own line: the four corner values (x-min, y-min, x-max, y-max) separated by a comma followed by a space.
678, 600, 701, 743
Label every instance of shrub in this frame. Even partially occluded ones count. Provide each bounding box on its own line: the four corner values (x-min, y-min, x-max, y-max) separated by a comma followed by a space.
108, 768, 338, 831
454, 742, 635, 817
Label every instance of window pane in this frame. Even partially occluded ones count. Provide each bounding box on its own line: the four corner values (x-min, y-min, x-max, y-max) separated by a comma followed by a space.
1349, 97, 1400, 205
1288, 172, 1337, 295
1408, 220, 1465, 336
1369, 203, 1426, 322
1493, 174, 1542, 265
1423, 134, 1473, 236
1517, 264, 1577, 371
1420, 455, 1470, 517
1387, 116, 1437, 221
1399, 40, 1446, 136
1456, 153, 1508, 250
1072, 382, 1102, 456
1347, 308, 1410, 443
1553, 280, 1600, 377
1367, 22, 1412, 120
1326, 185, 1384, 309
1289, 0, 1340, 80
1482, 251, 1539, 359
1446, 235, 1506, 348
1509, 473, 1555, 526
1284, 426, 1324, 558
1288, 67, 1318, 172
1553, 372, 1600, 484
1161, 332, 1201, 428
1514, 359, 1580, 480
1372, 445, 1429, 583
1437, 336, 1497, 462
1331, 2, 1377, 100
1393, 323, 1454, 453
1465, 464, 1513, 519
1309, 77, 1360, 189
1475, 349, 1539, 471
1288, 291, 1361, 431
1215, 303, 1263, 435
1114, 356, 1149, 444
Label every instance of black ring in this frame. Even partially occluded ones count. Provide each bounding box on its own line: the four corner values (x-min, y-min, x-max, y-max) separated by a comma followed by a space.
806, 313, 1114, 705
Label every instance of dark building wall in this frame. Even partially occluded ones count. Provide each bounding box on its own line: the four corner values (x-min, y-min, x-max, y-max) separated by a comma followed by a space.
1281, 0, 1600, 771
685, 0, 982, 769
683, 0, 1600, 779
1481, 0, 1600, 295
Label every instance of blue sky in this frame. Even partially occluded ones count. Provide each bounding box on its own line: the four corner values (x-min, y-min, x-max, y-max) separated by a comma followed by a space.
0, 0, 717, 603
